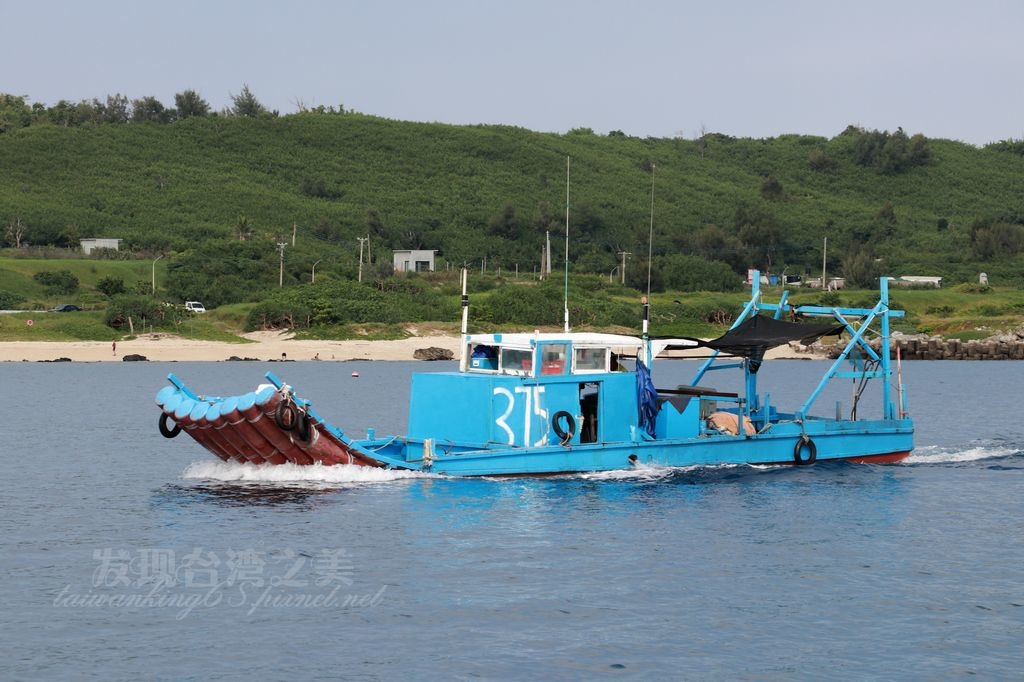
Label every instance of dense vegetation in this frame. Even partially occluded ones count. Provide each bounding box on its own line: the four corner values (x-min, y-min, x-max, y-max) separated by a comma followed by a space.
3, 88, 1024, 339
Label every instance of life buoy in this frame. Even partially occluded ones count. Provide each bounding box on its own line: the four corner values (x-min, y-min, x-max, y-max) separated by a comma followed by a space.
158, 412, 181, 439
275, 401, 298, 431
794, 435, 817, 464
552, 411, 576, 445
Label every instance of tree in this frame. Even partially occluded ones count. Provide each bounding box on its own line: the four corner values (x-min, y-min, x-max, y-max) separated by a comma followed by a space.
99, 94, 131, 124
842, 244, 883, 288
131, 96, 170, 123
851, 127, 932, 174
760, 175, 784, 201
808, 149, 836, 172
174, 89, 210, 118
235, 215, 254, 241
229, 85, 268, 118
0, 93, 32, 133
4, 217, 27, 248
488, 204, 521, 239
47, 99, 100, 127
970, 218, 1024, 260
734, 203, 781, 270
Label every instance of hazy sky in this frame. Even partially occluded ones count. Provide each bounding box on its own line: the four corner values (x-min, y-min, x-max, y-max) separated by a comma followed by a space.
5, 0, 1022, 145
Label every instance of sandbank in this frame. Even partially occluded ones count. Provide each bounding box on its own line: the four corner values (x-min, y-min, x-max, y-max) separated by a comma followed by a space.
0, 331, 814, 363
0, 332, 463, 363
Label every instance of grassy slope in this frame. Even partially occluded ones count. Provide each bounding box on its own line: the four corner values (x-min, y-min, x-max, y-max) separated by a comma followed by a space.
2, 114, 1024, 340
3, 115, 1023, 274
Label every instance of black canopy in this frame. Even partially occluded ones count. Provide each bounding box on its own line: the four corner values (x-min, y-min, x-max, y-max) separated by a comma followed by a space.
700, 314, 844, 357
657, 314, 843, 372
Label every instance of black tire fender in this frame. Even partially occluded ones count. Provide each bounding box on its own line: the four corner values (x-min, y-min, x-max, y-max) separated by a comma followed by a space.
794, 435, 817, 465
275, 401, 298, 431
552, 410, 576, 445
158, 412, 181, 439
295, 411, 313, 445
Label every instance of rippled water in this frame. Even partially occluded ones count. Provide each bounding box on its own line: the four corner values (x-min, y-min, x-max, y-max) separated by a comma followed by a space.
2, 360, 1022, 680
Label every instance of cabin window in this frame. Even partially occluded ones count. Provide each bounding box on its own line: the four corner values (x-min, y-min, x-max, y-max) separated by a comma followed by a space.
469, 344, 498, 371
574, 347, 607, 373
500, 347, 533, 374
540, 344, 567, 375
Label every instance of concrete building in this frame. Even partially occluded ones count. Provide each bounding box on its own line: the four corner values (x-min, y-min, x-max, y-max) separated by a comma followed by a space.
80, 238, 122, 255
892, 276, 942, 288
393, 249, 436, 273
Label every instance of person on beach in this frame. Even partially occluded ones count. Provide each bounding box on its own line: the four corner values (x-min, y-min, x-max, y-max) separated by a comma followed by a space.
112, 340, 117, 356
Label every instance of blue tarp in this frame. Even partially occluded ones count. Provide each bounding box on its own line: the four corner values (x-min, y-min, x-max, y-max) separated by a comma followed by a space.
636, 360, 658, 438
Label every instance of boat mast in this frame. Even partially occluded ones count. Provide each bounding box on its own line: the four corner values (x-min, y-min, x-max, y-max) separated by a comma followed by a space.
563, 155, 571, 332
642, 163, 655, 365
459, 267, 469, 370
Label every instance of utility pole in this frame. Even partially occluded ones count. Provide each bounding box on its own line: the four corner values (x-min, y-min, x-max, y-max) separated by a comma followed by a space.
277, 242, 287, 287
822, 236, 828, 290
618, 251, 631, 285
151, 254, 163, 295
312, 259, 322, 283
357, 237, 368, 282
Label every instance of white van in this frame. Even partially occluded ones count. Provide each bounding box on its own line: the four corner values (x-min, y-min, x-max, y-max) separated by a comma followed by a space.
184, 301, 207, 314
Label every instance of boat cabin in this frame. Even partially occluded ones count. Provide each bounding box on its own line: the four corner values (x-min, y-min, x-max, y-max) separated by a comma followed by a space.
408, 333, 654, 449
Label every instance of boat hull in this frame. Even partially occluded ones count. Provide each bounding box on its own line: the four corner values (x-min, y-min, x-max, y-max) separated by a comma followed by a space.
156, 376, 913, 477
353, 418, 914, 476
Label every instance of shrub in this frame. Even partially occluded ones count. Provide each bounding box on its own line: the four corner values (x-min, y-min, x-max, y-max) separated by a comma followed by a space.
925, 305, 954, 317
104, 295, 163, 329
96, 276, 126, 297
0, 290, 26, 308
33, 269, 79, 294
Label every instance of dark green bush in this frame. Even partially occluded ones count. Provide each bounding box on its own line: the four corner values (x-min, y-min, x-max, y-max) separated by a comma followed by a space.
104, 294, 163, 328
96, 276, 126, 296
0, 290, 25, 308
33, 269, 79, 294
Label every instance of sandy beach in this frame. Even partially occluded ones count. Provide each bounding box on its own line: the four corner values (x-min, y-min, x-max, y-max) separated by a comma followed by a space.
0, 332, 465, 363
0, 331, 814, 363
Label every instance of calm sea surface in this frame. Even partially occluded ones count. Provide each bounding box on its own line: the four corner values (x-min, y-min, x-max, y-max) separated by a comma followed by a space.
1, 360, 1022, 680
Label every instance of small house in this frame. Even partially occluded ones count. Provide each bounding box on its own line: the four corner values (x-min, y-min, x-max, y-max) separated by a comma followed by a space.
393, 249, 436, 273
80, 238, 122, 255
892, 276, 942, 288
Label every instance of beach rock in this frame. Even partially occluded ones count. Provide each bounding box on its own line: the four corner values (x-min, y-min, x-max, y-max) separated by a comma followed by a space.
38, 357, 72, 362
121, 353, 148, 362
413, 346, 454, 361
226, 356, 260, 362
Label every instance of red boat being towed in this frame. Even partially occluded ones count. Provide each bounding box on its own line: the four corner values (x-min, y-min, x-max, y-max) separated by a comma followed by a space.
155, 378, 381, 468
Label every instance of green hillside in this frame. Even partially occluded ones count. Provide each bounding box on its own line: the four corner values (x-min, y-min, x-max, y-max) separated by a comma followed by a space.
3, 111, 1024, 286
2, 104, 1024, 341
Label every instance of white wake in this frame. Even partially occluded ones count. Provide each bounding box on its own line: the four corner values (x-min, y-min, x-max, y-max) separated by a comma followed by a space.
181, 460, 435, 484
902, 443, 1022, 465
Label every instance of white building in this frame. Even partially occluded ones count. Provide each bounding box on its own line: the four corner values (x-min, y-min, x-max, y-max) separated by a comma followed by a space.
393, 249, 436, 273
80, 238, 122, 255
892, 276, 942, 288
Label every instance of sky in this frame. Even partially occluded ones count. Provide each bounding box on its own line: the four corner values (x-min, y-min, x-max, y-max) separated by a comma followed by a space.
4, 0, 1023, 145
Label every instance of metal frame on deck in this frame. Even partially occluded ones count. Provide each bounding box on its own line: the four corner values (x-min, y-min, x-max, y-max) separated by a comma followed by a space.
689, 270, 906, 423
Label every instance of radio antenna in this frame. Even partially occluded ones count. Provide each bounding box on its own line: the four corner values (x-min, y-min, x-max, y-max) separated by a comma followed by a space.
563, 155, 571, 332
646, 162, 655, 299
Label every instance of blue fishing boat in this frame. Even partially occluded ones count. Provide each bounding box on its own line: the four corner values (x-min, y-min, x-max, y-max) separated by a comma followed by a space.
155, 270, 913, 475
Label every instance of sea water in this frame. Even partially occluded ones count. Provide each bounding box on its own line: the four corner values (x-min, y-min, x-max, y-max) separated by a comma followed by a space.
1, 360, 1021, 680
